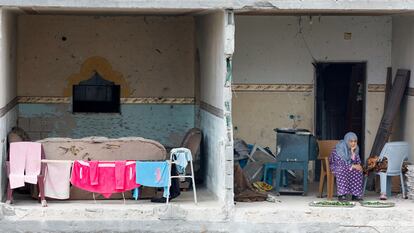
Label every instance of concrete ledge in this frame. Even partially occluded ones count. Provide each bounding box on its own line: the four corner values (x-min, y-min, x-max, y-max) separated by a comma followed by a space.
1, 189, 413, 232
2, 193, 414, 232
233, 194, 414, 232
0, 219, 403, 233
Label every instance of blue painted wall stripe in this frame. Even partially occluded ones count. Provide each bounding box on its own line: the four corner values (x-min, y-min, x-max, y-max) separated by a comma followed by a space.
18, 103, 195, 146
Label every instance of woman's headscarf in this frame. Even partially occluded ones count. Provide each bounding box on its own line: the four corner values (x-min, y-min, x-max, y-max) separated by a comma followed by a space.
335, 132, 359, 164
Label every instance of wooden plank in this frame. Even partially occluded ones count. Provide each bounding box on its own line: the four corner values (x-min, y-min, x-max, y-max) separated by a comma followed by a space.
369, 69, 410, 157
384, 67, 392, 110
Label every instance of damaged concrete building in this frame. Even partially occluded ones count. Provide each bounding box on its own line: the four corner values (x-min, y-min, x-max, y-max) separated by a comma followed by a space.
1, 0, 414, 231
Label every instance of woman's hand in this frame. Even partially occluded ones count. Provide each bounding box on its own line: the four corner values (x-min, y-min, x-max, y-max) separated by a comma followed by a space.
351, 144, 357, 153
352, 164, 363, 172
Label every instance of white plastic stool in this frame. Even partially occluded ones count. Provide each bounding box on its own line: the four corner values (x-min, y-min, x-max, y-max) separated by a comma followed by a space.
167, 148, 197, 204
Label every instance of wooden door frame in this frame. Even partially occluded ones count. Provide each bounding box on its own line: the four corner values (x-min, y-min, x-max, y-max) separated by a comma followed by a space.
313, 61, 367, 160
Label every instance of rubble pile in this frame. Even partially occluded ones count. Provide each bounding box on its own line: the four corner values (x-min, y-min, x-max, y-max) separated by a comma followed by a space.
405, 165, 414, 200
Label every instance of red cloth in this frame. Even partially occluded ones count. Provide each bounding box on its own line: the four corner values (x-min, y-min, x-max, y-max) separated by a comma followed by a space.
71, 160, 140, 198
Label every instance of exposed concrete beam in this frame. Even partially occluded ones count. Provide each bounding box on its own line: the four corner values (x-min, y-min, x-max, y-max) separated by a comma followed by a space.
234, 0, 414, 11
0, 0, 414, 12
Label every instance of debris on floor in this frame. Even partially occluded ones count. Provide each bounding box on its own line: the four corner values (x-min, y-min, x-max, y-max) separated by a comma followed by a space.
252, 181, 273, 192
266, 193, 281, 203
234, 163, 267, 202
405, 165, 414, 200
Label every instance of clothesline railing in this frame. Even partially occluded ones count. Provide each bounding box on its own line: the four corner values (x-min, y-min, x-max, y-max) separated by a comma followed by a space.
28, 156, 195, 206
41, 160, 140, 166
41, 160, 170, 163
41, 159, 73, 164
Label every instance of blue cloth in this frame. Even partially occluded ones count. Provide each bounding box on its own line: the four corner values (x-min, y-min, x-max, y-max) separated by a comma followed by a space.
170, 148, 192, 174
133, 187, 139, 200
335, 132, 359, 165
135, 161, 170, 198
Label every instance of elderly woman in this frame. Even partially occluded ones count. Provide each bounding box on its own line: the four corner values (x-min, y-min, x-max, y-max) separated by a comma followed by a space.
329, 132, 363, 201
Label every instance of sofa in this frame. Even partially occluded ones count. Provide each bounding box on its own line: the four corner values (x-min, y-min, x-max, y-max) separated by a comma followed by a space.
38, 136, 167, 161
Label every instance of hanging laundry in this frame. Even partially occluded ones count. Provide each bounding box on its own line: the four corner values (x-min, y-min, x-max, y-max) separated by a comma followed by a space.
135, 161, 170, 198
170, 148, 192, 174
9, 142, 42, 189
115, 161, 126, 190
89, 161, 99, 186
44, 161, 72, 199
70, 160, 140, 198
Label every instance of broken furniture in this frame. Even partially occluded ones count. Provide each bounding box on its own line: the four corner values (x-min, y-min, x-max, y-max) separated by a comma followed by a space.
263, 163, 281, 187
233, 138, 250, 161
363, 142, 409, 198
317, 140, 339, 199
233, 138, 251, 169
263, 162, 298, 189
168, 148, 197, 204
178, 128, 202, 189
37, 136, 167, 202
272, 128, 317, 195
243, 144, 277, 183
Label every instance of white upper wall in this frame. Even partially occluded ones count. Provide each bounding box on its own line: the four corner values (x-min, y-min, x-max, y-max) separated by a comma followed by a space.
0, 9, 17, 108
196, 12, 225, 109
233, 16, 392, 84
392, 15, 414, 87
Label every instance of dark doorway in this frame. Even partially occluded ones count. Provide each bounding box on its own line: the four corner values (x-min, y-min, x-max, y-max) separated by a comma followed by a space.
314, 62, 366, 179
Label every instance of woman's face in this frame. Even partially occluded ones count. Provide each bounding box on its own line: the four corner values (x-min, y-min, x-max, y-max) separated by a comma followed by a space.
348, 139, 358, 149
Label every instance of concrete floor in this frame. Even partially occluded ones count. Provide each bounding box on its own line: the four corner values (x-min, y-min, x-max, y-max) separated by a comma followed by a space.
1, 184, 414, 232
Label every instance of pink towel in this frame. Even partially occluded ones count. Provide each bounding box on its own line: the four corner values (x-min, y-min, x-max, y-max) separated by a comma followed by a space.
9, 142, 41, 189
71, 160, 139, 198
115, 161, 126, 190
89, 161, 99, 185
44, 162, 72, 199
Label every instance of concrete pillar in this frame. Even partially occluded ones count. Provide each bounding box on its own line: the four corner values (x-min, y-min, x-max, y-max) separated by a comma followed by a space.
0, 7, 18, 201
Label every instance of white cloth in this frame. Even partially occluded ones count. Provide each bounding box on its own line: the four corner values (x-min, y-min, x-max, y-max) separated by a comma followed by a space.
9, 142, 42, 189
44, 161, 72, 199
170, 148, 192, 174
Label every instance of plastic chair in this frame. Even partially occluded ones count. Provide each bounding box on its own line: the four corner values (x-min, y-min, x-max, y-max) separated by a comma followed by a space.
363, 141, 409, 198
167, 148, 197, 204
317, 140, 339, 199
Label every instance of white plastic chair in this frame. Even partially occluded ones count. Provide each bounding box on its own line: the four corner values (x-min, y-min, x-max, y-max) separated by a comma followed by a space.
363, 141, 409, 198
167, 148, 197, 204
